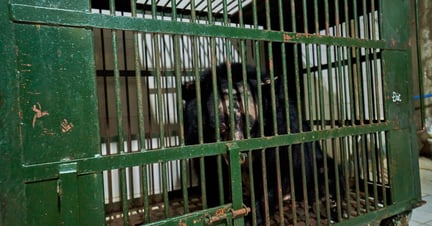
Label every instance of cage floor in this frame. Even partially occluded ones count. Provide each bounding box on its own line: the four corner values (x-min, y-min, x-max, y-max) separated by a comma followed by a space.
106, 192, 384, 226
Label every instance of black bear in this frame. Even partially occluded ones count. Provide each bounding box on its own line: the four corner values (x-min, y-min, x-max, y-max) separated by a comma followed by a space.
182, 62, 344, 225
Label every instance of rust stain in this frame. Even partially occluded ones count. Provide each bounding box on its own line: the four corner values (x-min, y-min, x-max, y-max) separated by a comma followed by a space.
269, 58, 273, 71
61, 119, 74, 133
296, 33, 312, 39
32, 102, 49, 128
283, 33, 291, 42
214, 207, 226, 216
391, 38, 396, 47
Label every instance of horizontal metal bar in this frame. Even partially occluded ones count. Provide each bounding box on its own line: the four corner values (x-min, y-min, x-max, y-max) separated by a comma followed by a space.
144, 204, 235, 226
23, 142, 227, 183
9, 3, 390, 49
235, 121, 394, 151
22, 122, 394, 183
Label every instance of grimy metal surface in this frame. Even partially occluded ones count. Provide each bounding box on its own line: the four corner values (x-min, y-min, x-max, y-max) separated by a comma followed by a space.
0, 0, 421, 225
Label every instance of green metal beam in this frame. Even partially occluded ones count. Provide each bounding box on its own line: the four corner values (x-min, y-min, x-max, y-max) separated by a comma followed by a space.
0, 0, 25, 224
9, 3, 390, 49
22, 121, 394, 183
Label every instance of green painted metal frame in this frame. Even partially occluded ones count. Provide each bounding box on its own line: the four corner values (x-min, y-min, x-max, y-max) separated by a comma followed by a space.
9, 3, 388, 49
0, 0, 422, 225
22, 123, 394, 182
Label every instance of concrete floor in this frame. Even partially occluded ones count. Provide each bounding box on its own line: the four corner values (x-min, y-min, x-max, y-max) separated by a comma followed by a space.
410, 157, 432, 226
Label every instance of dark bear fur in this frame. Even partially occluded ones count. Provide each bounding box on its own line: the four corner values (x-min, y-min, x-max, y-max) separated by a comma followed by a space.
182, 63, 345, 225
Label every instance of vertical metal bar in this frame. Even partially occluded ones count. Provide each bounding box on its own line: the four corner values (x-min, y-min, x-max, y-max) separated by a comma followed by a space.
343, 0, 350, 38
333, 3, 345, 219
370, 0, 377, 40
321, 141, 331, 224
228, 144, 244, 226
99, 26, 115, 207
252, 0, 264, 138
361, 134, 370, 212
326, 49, 335, 125
259, 148, 270, 226
246, 150, 257, 226
131, 0, 150, 221
415, 0, 425, 127
334, 40, 345, 224
363, 20, 374, 124
289, 0, 300, 224
121, 29, 132, 148
378, 131, 388, 206
353, 135, 361, 216
371, 133, 379, 210
335, 3, 344, 127
329, 140, 340, 222
312, 0, 325, 130
362, 0, 369, 40
109, 1, 129, 224
120, 27, 136, 209
299, 140, 311, 225
302, 1, 324, 223
275, 3, 288, 224
353, 0, 366, 214
222, 2, 238, 222
264, 0, 278, 223
353, 0, 365, 125
140, 164, 150, 223
333, 139, 343, 221
305, 45, 321, 226
236, 0, 244, 28
311, 2, 325, 224
161, 162, 169, 217
171, 0, 189, 214
151, 0, 170, 218
334, 0, 341, 37
301, 4, 314, 225
236, 1, 250, 141
58, 163, 79, 226
322, 0, 333, 222
370, 13, 386, 206
190, 1, 206, 207
222, 0, 235, 143
193, 11, 206, 208
207, 0, 226, 207
251, 0, 265, 223
341, 135, 350, 217
344, 20, 355, 221
371, 51, 384, 213
362, 0, 375, 209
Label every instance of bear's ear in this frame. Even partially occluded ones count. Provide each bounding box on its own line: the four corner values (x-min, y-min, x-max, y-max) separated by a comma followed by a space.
182, 81, 197, 101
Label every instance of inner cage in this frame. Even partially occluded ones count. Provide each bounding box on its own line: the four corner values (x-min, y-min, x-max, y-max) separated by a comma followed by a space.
90, 0, 390, 225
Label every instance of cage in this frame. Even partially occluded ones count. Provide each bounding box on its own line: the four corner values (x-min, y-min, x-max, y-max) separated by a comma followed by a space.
0, 0, 422, 226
